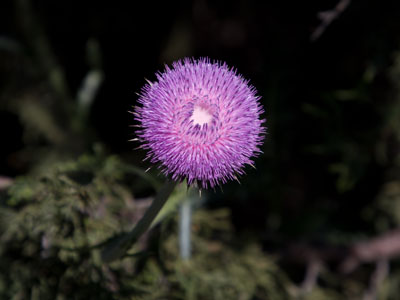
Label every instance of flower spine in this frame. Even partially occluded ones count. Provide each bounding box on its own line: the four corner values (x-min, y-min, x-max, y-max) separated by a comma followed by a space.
134, 58, 265, 189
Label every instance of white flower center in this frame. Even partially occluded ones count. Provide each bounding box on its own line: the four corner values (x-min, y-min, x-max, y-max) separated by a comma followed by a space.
190, 105, 212, 126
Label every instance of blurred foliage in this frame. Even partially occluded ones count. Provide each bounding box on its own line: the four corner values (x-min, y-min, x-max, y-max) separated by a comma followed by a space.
0, 151, 289, 299
2, 0, 400, 299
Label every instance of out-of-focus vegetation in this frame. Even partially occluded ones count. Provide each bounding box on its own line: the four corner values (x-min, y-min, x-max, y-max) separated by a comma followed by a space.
2, 0, 400, 299
0, 151, 290, 299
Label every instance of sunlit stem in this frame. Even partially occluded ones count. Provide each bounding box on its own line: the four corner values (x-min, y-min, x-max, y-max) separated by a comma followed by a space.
179, 198, 192, 260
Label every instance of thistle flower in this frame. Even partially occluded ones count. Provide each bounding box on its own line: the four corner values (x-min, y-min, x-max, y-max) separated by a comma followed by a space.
134, 58, 265, 189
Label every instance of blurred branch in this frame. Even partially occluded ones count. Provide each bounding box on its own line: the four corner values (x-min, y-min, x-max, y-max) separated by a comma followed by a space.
0, 176, 13, 190
300, 260, 321, 294
12, 1, 104, 152
13, 0, 88, 151
77, 70, 104, 118
15, 0, 71, 99
311, 0, 351, 41
362, 260, 389, 300
283, 228, 400, 294
341, 229, 400, 273
0, 36, 22, 53
77, 39, 104, 120
19, 96, 68, 146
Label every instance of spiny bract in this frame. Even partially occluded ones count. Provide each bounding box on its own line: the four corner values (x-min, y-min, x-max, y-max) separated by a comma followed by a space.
134, 58, 265, 189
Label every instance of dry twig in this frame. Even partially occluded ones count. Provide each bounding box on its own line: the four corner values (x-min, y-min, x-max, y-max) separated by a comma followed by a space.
311, 0, 351, 41
362, 260, 389, 300
283, 228, 400, 295
0, 176, 13, 190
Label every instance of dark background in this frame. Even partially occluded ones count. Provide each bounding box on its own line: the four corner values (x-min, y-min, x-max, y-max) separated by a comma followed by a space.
1, 0, 400, 298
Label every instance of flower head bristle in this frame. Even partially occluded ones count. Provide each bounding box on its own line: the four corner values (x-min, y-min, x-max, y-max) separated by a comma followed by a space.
134, 58, 265, 189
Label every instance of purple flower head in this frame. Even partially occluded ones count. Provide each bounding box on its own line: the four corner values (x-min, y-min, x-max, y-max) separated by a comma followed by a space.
134, 58, 265, 189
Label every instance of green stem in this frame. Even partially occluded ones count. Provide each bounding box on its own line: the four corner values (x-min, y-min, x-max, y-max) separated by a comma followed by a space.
101, 180, 177, 263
